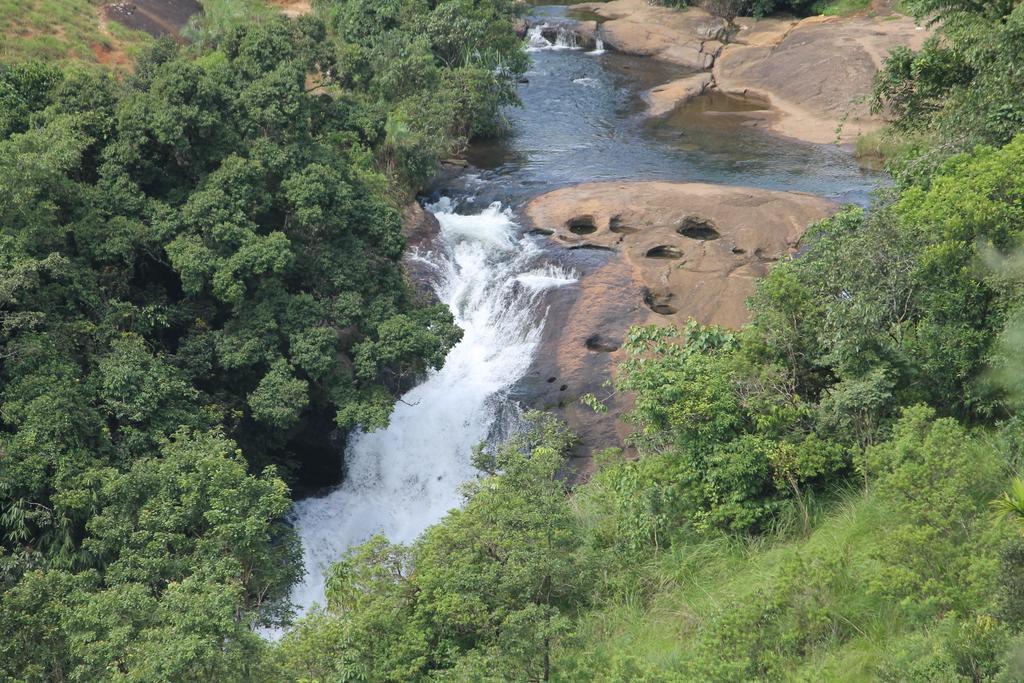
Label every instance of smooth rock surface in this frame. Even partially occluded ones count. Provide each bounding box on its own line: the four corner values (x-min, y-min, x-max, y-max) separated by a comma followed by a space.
527, 181, 837, 329
523, 182, 836, 468
715, 14, 930, 143
577, 0, 929, 143
576, 0, 728, 70
645, 73, 714, 117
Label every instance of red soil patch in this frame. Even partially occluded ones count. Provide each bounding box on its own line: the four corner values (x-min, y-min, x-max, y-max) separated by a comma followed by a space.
268, 0, 314, 17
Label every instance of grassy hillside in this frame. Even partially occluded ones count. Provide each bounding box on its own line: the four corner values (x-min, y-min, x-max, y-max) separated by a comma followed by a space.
0, 0, 291, 67
0, 0, 151, 65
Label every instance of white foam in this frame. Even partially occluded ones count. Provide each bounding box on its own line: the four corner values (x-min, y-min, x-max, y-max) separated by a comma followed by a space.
285, 200, 576, 621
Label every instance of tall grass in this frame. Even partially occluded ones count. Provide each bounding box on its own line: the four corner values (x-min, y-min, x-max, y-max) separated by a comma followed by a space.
558, 486, 932, 680
182, 0, 280, 50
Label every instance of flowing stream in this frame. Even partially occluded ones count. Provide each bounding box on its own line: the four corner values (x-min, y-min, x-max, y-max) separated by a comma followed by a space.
286, 4, 881, 619
289, 200, 576, 614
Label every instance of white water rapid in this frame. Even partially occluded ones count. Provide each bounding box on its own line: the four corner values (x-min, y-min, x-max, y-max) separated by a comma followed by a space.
526, 24, 581, 51
287, 199, 576, 617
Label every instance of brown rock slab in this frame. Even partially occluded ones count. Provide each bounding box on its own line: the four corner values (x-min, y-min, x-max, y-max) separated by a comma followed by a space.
523, 182, 836, 469
644, 73, 714, 117
401, 203, 442, 302
715, 15, 930, 143
527, 181, 836, 328
577, 0, 728, 70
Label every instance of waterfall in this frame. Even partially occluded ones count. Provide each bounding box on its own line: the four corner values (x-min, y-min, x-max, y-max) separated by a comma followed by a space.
286, 199, 576, 617
527, 24, 552, 50
554, 27, 579, 50
526, 24, 582, 51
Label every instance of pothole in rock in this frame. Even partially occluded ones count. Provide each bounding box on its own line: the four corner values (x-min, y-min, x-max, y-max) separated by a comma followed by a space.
609, 215, 639, 234
528, 227, 554, 236
678, 216, 720, 240
567, 215, 598, 235
646, 245, 684, 259
731, 246, 746, 254
569, 244, 615, 252
585, 334, 621, 353
643, 289, 678, 316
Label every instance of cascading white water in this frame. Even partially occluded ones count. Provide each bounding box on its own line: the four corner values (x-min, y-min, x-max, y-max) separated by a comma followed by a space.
555, 27, 579, 49
526, 24, 551, 50
526, 24, 581, 51
287, 199, 576, 616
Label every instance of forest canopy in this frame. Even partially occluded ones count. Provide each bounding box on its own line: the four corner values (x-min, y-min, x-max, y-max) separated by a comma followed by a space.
0, 1, 525, 679
5, 0, 1024, 679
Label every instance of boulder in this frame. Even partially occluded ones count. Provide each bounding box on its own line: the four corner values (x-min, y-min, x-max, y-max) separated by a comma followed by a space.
401, 202, 443, 302
644, 73, 714, 117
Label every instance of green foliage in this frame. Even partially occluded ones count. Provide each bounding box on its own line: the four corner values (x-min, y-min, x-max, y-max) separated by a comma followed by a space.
873, 0, 1024, 170
0, 429, 297, 681
611, 320, 848, 535
310, 0, 528, 187
274, 413, 588, 681
747, 135, 1024, 427
0, 0, 152, 65
863, 406, 1002, 613
0, 4, 531, 674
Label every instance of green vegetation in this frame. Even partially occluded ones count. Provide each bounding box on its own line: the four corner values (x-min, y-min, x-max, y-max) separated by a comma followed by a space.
262, 0, 1024, 678
0, 1, 525, 679
5, 0, 1024, 678
808, 0, 870, 17
0, 0, 152, 65
852, 127, 920, 166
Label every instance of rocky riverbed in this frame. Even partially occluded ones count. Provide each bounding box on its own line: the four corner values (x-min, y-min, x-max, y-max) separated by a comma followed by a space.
572, 0, 929, 144
408, 1, 919, 474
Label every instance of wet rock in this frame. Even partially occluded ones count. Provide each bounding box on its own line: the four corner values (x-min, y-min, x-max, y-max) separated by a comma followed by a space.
585, 334, 621, 353
609, 216, 639, 234
515, 250, 642, 477
522, 181, 836, 470
401, 202, 443, 302
402, 201, 441, 249
527, 18, 600, 50
644, 73, 714, 117
645, 245, 685, 259
677, 216, 720, 240
567, 215, 598, 235
643, 288, 678, 315
576, 0, 930, 143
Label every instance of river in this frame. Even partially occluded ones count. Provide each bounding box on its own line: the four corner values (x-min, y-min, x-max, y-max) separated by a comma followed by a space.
286, 4, 880, 619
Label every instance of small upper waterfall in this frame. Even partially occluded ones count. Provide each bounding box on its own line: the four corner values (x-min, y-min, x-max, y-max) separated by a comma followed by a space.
287, 199, 577, 616
526, 23, 581, 51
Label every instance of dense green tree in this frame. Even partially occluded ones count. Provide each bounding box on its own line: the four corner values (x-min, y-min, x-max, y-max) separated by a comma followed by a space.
0, 3, 531, 675
873, 0, 1024, 174
274, 413, 587, 681
0, 429, 297, 681
605, 321, 847, 535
